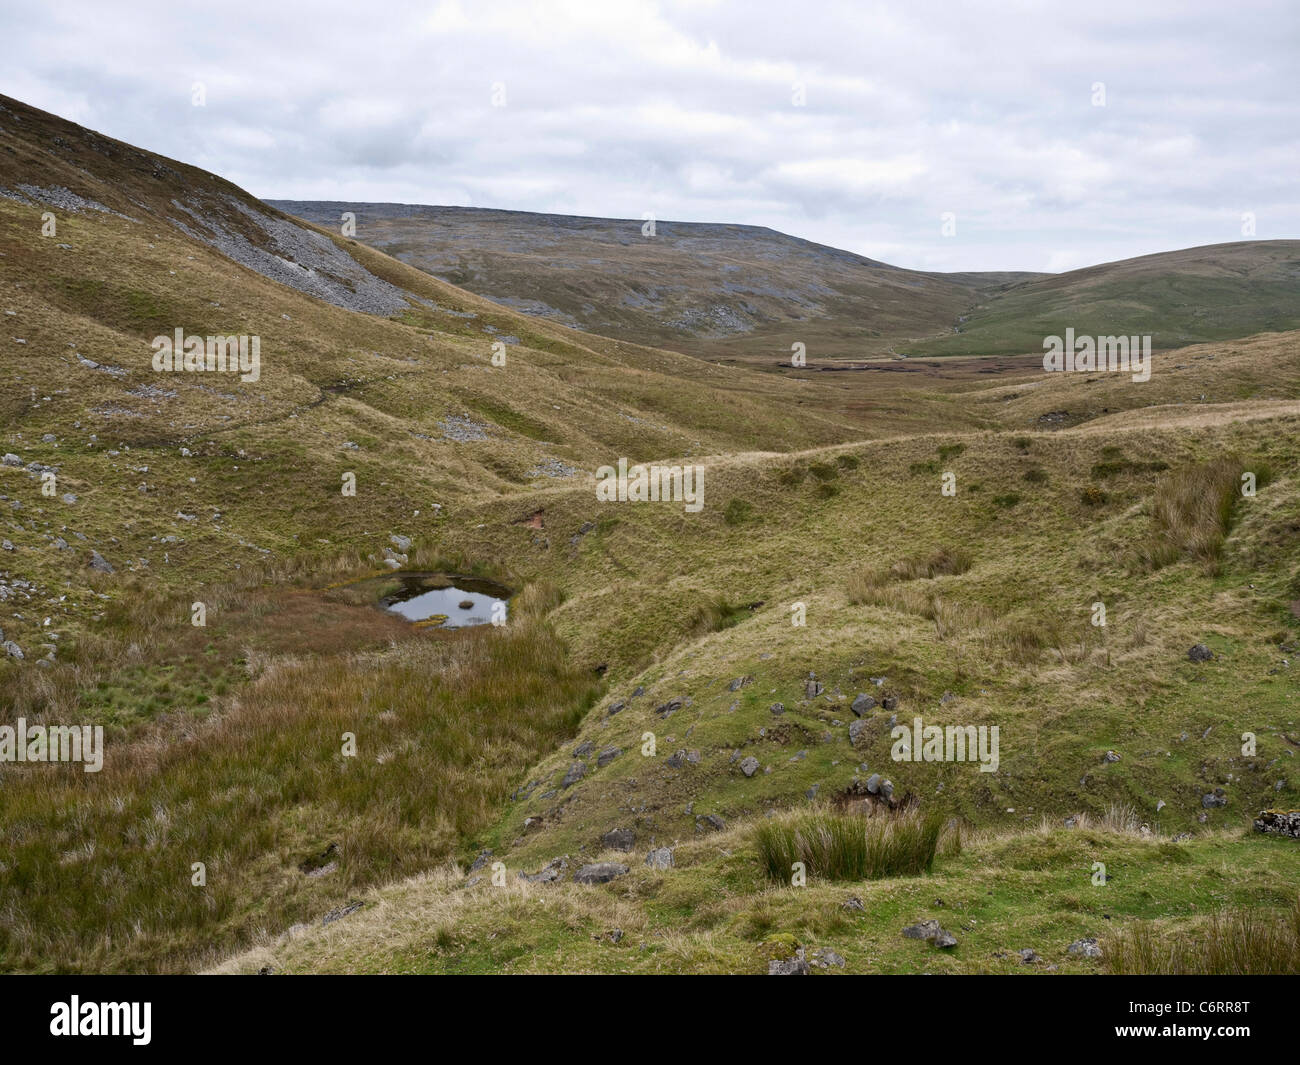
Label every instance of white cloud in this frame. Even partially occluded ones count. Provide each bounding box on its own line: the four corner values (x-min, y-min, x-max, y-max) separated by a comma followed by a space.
1, 0, 1295, 272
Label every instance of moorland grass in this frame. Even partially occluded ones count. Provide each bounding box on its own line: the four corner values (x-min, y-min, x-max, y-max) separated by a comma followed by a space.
754, 808, 948, 884
1105, 896, 1300, 974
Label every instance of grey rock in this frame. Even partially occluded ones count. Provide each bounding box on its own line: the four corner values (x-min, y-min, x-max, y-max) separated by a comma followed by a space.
1018, 948, 1040, 964
601, 828, 636, 851
851, 693, 875, 716
574, 862, 629, 884
321, 901, 364, 926
769, 702, 785, 716
519, 857, 568, 883
866, 773, 882, 795
1067, 937, 1103, 958
809, 948, 845, 969
645, 847, 675, 869
573, 741, 595, 758
768, 948, 810, 975
1202, 789, 1228, 809
1, 453, 20, 467
561, 761, 586, 788
390, 534, 411, 552
903, 919, 957, 948
728, 675, 753, 691
902, 919, 942, 940
88, 549, 113, 573
849, 719, 870, 746
656, 697, 683, 718
1188, 643, 1213, 662
842, 896, 865, 912
596, 746, 622, 768
3, 640, 23, 659
697, 814, 726, 832
739, 756, 760, 777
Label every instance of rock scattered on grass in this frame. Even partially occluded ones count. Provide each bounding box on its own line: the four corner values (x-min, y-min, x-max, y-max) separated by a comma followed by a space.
574, 862, 628, 884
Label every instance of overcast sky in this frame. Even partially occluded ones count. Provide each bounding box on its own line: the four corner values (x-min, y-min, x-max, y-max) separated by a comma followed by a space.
3, 0, 1297, 272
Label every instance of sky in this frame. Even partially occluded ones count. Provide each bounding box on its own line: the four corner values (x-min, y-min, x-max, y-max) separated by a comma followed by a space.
2, 0, 1297, 273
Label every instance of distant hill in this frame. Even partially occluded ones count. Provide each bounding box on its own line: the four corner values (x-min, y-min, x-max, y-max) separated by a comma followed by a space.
907, 240, 1300, 356
267, 201, 1042, 362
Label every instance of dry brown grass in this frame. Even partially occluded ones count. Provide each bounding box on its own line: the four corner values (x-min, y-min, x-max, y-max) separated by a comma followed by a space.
846, 546, 973, 604
0, 574, 599, 973
1105, 896, 1300, 974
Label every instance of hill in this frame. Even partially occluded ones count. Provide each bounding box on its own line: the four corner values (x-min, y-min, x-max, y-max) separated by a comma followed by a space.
267, 200, 1040, 363
908, 240, 1300, 357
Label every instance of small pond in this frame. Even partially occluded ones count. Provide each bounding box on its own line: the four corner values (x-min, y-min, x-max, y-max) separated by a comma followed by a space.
377, 573, 511, 628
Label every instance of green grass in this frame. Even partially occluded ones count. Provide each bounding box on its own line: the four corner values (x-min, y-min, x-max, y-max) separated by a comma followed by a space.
754, 809, 947, 884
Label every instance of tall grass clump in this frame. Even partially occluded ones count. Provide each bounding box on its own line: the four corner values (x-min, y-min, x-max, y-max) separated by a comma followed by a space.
754, 809, 946, 884
1141, 457, 1244, 572
1105, 897, 1300, 974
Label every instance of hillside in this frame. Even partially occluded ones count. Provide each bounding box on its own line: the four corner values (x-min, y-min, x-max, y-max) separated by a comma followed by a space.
267, 200, 1039, 363
908, 240, 1300, 357
1, 94, 1298, 976
270, 201, 1300, 367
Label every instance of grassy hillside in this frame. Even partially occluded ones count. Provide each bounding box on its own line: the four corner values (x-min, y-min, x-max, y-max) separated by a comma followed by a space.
1, 94, 1298, 975
908, 240, 1300, 357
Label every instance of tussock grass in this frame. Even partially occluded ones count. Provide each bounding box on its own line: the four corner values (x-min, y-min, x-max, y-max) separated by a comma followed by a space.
846, 546, 973, 602
1105, 897, 1300, 974
1141, 457, 1245, 572
753, 808, 946, 884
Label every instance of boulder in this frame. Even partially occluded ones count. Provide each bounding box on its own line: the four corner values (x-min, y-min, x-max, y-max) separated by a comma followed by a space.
574, 862, 629, 884
851, 693, 875, 716
768, 948, 810, 975
1188, 643, 1213, 662
1067, 937, 1103, 958
739, 756, 760, 777
601, 828, 635, 852
645, 847, 675, 870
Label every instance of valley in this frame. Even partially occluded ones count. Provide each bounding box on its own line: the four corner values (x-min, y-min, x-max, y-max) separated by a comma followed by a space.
1, 92, 1297, 976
